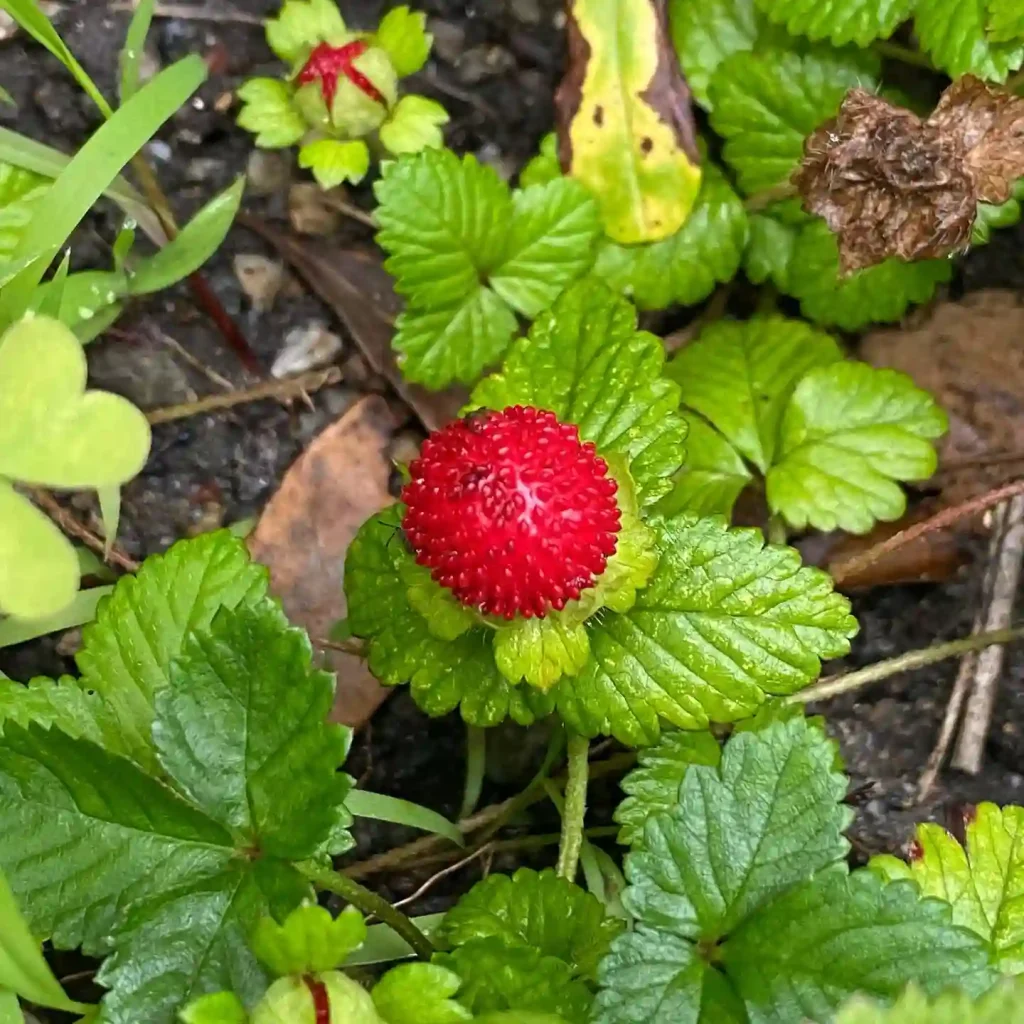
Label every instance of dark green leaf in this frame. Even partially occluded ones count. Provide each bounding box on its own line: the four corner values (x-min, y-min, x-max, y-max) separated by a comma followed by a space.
835, 981, 1024, 1024
915, 0, 1024, 79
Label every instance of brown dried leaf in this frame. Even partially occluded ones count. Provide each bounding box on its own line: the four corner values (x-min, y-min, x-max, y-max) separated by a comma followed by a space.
794, 76, 1024, 272
248, 395, 398, 729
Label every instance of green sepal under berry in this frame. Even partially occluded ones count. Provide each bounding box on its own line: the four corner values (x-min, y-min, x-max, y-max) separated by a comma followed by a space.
265, 0, 348, 64
374, 5, 433, 77
373, 963, 472, 1024
251, 903, 367, 977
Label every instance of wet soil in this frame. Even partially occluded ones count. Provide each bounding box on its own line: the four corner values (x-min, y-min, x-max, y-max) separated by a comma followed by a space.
3, 0, 1024, 977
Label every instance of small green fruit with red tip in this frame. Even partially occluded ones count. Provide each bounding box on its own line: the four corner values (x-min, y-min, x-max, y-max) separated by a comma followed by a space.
251, 973, 380, 1024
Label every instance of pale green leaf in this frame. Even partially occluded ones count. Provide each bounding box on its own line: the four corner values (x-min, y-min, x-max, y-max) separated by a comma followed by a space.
152, 601, 352, 860
119, 0, 154, 102
614, 729, 722, 847
265, 0, 347, 64
375, 6, 432, 77
766, 362, 947, 533
915, 0, 1024, 79
520, 133, 560, 188
0, 992, 20, 1024
652, 413, 753, 520
489, 178, 601, 318
298, 139, 371, 188
869, 802, 1024, 973
835, 981, 1024, 1024
345, 789, 464, 848
179, 992, 247, 1024
493, 616, 590, 692
97, 485, 120, 557
470, 278, 687, 506
753, 0, 915, 46
0, 586, 110, 649
236, 79, 307, 149
553, 514, 857, 745
373, 963, 472, 1024
76, 530, 268, 772
392, 288, 518, 388
379, 95, 449, 156
593, 161, 748, 310
667, 315, 842, 473
709, 48, 879, 194
0, 163, 47, 262
252, 904, 366, 976
988, 0, 1024, 43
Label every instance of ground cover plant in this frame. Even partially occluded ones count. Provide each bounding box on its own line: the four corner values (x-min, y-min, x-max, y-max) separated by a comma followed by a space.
3, 0, 1024, 1023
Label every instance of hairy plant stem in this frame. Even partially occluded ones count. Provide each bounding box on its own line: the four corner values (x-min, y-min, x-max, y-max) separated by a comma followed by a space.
460, 726, 487, 820
556, 733, 590, 882
298, 861, 435, 960
790, 625, 1024, 704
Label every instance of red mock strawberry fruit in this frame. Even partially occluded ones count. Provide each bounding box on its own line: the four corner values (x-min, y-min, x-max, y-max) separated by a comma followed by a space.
402, 406, 621, 620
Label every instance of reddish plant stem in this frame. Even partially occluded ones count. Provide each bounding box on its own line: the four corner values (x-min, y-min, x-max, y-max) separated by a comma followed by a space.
185, 272, 262, 374
303, 976, 330, 1024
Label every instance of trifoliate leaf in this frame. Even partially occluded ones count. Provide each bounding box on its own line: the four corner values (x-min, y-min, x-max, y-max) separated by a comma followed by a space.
753, 0, 915, 46
345, 506, 555, 728
592, 161, 748, 311
988, 0, 1024, 44
375, 5, 432, 77
375, 149, 513, 308
709, 48, 879, 194
470, 279, 687, 507
379, 95, 449, 156
0, 163, 48, 261
252, 904, 367, 976
373, 963, 472, 1024
614, 729, 722, 847
870, 802, 1024, 973
652, 413, 753, 520
392, 289, 519, 389
76, 530, 268, 773
489, 178, 601, 318
786, 217, 953, 330
436, 941, 593, 1024
494, 617, 590, 692
556, 0, 702, 244
554, 514, 857, 745
666, 315, 842, 473
915, 0, 1024, 80
298, 139, 370, 188
152, 601, 352, 860
766, 362, 947, 533
439, 868, 625, 981
236, 79, 307, 149
265, 0, 347, 64
835, 981, 1024, 1024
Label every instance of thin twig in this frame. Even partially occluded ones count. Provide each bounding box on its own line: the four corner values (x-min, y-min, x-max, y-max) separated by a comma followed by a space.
392, 843, 495, 911
790, 626, 1024, 705
146, 367, 341, 424
321, 194, 378, 229
316, 636, 368, 658
148, 326, 235, 392
937, 449, 1024, 476
952, 495, 1024, 773
830, 478, 1024, 588
29, 489, 140, 573
874, 39, 935, 69
109, 2, 262, 24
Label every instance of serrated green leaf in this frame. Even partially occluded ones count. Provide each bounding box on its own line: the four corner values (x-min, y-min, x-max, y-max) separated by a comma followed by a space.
470, 279, 687, 507
76, 530, 269, 773
345, 506, 555, 728
440, 868, 625, 981
753, 0, 914, 46
988, 0, 1024, 43
520, 133, 561, 189
153, 601, 352, 860
379, 96, 449, 156
265, 0, 347, 64
766, 362, 947, 533
652, 413, 753, 520
744, 204, 803, 292
252, 904, 366, 976
667, 315, 842, 473
375, 5, 432, 76
786, 218, 952, 330
373, 963, 471, 1024
298, 139, 370, 188
375, 149, 513, 308
915, 0, 1024, 79
494, 616, 590, 692
179, 991, 248, 1024
392, 288, 518, 389
0, 163, 47, 262
870, 802, 1024, 973
489, 178, 601, 318
553, 514, 856, 745
593, 161, 748, 311
435, 941, 592, 1023
709, 48, 878, 194
236, 79, 307, 149
835, 981, 1024, 1024
614, 729, 721, 847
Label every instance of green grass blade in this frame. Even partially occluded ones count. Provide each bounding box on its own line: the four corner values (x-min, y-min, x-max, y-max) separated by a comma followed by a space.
0, 54, 207, 324
35, 250, 70, 319
345, 789, 465, 848
0, 991, 22, 1024
345, 914, 445, 966
120, 0, 155, 103
0, 586, 112, 649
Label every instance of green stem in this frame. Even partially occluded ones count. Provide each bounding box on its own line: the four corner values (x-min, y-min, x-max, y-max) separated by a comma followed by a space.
790, 625, 1024, 704
459, 726, 487, 820
874, 39, 934, 69
298, 862, 436, 960
766, 515, 787, 546
556, 733, 590, 882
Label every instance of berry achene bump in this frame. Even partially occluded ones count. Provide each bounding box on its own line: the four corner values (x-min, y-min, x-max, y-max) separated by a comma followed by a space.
401, 406, 621, 620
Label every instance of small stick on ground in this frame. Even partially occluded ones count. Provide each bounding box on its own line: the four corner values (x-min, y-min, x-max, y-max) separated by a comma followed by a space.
109, 2, 262, 24
951, 495, 1024, 773
29, 489, 140, 573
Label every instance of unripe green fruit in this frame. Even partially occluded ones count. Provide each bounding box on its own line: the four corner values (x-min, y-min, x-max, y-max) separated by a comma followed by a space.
250, 972, 381, 1024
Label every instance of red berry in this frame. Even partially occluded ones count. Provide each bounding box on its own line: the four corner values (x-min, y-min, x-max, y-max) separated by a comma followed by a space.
296, 40, 385, 109
402, 406, 621, 619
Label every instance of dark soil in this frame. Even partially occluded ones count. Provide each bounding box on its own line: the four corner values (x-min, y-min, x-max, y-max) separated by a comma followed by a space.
3, 0, 1024, 995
